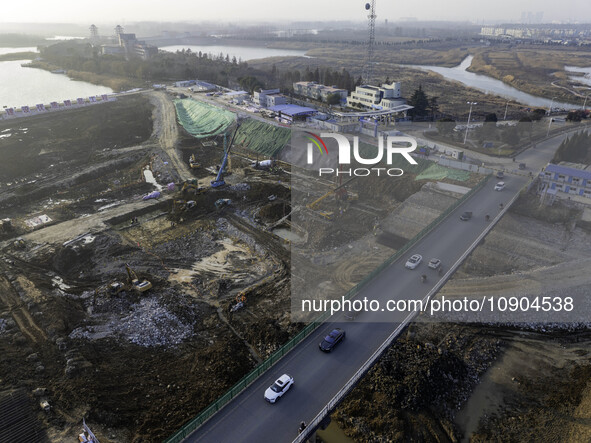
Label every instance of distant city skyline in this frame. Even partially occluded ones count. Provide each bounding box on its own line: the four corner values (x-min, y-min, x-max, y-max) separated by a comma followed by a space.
1, 0, 591, 25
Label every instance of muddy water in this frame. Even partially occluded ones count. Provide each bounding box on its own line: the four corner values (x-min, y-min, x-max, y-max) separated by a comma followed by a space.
455, 331, 591, 441
273, 227, 305, 243
143, 167, 163, 191
317, 420, 356, 443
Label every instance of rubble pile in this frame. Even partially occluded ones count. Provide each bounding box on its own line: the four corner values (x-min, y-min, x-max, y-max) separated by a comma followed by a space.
229, 183, 250, 192
115, 298, 194, 347
70, 297, 194, 347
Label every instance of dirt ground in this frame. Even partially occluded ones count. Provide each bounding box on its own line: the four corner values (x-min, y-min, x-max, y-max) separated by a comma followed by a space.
0, 91, 296, 442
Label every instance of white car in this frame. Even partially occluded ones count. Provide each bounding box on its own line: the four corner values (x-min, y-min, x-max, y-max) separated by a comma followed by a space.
428, 258, 441, 269
494, 181, 505, 191
405, 254, 422, 269
264, 374, 294, 403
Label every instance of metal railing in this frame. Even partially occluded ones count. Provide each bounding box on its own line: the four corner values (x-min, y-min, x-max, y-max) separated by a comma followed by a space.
165, 174, 490, 443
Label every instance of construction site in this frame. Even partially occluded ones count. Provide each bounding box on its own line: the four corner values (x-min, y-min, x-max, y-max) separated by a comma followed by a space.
1, 82, 591, 443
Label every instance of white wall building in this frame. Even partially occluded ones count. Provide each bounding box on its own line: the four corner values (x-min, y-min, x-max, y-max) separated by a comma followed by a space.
347, 81, 405, 110
254, 89, 288, 108
293, 82, 348, 103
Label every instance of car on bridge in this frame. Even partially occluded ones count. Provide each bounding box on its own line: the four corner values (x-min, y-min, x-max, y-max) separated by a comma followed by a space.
264, 374, 294, 403
319, 328, 346, 352
460, 211, 472, 221
405, 254, 422, 269
494, 182, 506, 191
428, 258, 441, 270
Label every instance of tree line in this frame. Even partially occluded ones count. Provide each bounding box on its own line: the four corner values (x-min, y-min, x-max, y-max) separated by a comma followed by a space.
38, 41, 267, 88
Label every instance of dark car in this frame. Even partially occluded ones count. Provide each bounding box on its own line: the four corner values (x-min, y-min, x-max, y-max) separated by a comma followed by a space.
460, 211, 473, 221
496, 171, 505, 179
319, 328, 346, 352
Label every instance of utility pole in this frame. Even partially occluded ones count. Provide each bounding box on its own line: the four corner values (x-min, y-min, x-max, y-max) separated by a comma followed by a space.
547, 97, 556, 116
464, 102, 477, 145
504, 100, 510, 120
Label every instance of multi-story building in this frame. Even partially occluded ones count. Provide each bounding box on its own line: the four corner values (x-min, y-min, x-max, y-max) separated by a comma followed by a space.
99, 29, 158, 60
347, 81, 406, 110
539, 163, 591, 199
254, 89, 288, 108
292, 82, 348, 103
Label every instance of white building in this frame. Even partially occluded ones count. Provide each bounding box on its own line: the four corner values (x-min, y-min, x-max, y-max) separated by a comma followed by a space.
254, 89, 288, 108
347, 81, 406, 110
293, 82, 348, 103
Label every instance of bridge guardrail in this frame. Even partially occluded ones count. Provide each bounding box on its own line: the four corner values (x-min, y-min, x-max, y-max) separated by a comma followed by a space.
165, 174, 490, 443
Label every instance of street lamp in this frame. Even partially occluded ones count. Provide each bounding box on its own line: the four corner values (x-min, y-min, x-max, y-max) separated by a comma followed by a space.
504, 100, 511, 121
547, 97, 556, 116
464, 101, 477, 145
583, 93, 590, 111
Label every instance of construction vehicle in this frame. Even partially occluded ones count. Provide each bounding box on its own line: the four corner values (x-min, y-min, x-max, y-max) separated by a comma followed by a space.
189, 154, 200, 169
214, 198, 232, 210
211, 122, 241, 188
108, 282, 125, 295
13, 237, 26, 249
307, 191, 335, 210
125, 263, 152, 292
181, 180, 206, 196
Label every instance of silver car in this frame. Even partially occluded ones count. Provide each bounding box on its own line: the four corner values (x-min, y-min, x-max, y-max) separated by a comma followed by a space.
405, 254, 422, 269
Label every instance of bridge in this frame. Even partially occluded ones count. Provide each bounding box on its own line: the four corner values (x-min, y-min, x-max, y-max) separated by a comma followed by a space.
170, 132, 567, 443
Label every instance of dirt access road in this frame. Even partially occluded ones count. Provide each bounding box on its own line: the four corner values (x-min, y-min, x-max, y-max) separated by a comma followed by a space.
148, 91, 192, 182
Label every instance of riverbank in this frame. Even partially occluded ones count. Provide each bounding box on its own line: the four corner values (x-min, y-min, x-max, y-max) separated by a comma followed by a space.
468, 46, 591, 106
0, 51, 37, 61
25, 60, 142, 92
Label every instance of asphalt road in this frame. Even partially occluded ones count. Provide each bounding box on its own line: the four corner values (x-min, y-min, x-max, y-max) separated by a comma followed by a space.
183, 125, 568, 443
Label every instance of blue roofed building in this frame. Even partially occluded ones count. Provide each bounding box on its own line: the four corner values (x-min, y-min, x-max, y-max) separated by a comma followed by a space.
269, 104, 317, 123
539, 163, 591, 199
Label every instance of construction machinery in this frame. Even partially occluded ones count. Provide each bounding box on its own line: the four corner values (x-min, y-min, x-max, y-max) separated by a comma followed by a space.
181, 180, 206, 196
189, 154, 200, 169
214, 198, 232, 210
307, 191, 335, 210
108, 282, 125, 295
125, 263, 152, 293
211, 122, 241, 188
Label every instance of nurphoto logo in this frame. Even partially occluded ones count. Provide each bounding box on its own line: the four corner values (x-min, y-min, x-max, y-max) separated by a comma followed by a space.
304, 131, 418, 177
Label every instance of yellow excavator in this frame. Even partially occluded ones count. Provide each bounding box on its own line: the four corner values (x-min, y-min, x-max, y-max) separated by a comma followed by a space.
125, 264, 152, 293
181, 180, 206, 196
189, 154, 200, 169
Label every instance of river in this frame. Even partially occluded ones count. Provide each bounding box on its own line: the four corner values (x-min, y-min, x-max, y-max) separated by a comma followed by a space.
408, 55, 578, 109
0, 47, 113, 109
565, 65, 591, 88
160, 44, 308, 61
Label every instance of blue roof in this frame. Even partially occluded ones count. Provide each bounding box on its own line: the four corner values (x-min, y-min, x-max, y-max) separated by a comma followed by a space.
270, 104, 317, 116
545, 164, 591, 181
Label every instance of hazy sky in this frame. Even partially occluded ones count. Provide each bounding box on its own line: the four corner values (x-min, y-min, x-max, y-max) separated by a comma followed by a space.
1, 0, 591, 24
